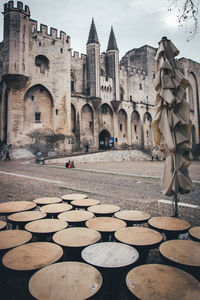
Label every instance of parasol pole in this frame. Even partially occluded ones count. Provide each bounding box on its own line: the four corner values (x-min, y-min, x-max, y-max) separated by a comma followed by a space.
172, 136, 179, 217
173, 194, 179, 217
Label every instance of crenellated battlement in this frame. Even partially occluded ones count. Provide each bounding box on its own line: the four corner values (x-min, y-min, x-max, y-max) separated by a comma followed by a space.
71, 51, 87, 61
120, 65, 146, 78
4, 1, 30, 16
30, 20, 70, 44
3, 2, 70, 44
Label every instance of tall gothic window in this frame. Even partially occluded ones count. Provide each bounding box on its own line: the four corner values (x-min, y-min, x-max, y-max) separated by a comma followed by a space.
71, 72, 76, 92
35, 55, 49, 73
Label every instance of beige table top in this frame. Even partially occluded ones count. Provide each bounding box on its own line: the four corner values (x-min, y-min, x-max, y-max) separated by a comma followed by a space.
25, 219, 68, 234
126, 264, 200, 300
33, 197, 62, 205
115, 227, 163, 248
58, 210, 94, 223
71, 198, 100, 207
189, 226, 200, 242
0, 229, 32, 250
2, 242, 63, 271
114, 210, 151, 223
148, 216, 190, 233
0, 201, 36, 214
82, 242, 139, 268
29, 261, 102, 300
53, 227, 101, 248
88, 204, 120, 215
159, 239, 200, 267
40, 203, 72, 214
8, 211, 47, 223
86, 217, 126, 233
0, 220, 7, 230
61, 193, 88, 201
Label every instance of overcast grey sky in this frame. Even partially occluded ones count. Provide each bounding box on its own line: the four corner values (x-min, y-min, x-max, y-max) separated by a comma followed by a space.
0, 0, 200, 62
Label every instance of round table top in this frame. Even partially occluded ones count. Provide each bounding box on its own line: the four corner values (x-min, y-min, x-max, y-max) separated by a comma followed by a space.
159, 239, 200, 267
189, 226, 200, 242
2, 242, 63, 271
86, 217, 126, 233
82, 242, 139, 269
25, 219, 68, 234
0, 229, 32, 250
126, 264, 200, 300
0, 220, 7, 230
61, 194, 88, 201
114, 210, 151, 223
58, 210, 94, 223
148, 216, 190, 233
33, 197, 62, 205
29, 261, 102, 300
88, 204, 120, 215
71, 198, 100, 207
40, 203, 73, 214
115, 227, 163, 248
0, 201, 36, 214
53, 227, 101, 248
8, 211, 47, 223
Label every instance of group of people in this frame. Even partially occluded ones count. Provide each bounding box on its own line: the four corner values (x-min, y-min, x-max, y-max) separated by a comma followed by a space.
65, 160, 75, 168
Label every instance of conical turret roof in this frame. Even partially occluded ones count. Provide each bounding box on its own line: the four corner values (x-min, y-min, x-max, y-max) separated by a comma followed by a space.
87, 18, 99, 45
107, 26, 118, 51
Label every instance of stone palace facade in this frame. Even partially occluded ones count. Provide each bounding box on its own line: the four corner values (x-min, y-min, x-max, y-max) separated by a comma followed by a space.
0, 1, 200, 158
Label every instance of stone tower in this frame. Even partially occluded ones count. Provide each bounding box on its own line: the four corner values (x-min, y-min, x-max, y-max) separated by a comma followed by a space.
2, 1, 30, 87
2, 1, 30, 144
106, 26, 120, 101
86, 18, 100, 98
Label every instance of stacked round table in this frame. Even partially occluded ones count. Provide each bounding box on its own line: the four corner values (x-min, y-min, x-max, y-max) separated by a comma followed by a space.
148, 216, 190, 239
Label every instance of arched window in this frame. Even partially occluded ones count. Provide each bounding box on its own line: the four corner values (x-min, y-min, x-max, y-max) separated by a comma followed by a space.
35, 55, 49, 73
120, 87, 124, 101
100, 69, 105, 76
71, 72, 76, 92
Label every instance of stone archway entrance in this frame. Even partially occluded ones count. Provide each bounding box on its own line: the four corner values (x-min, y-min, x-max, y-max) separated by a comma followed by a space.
99, 129, 111, 150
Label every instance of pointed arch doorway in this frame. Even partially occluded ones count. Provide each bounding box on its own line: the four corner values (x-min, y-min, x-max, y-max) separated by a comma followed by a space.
99, 129, 111, 150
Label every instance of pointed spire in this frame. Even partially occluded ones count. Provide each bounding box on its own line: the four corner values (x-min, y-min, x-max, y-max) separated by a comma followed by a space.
87, 18, 99, 45
107, 26, 118, 51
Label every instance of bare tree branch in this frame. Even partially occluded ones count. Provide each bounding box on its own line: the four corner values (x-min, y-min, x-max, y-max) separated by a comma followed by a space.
168, 0, 199, 41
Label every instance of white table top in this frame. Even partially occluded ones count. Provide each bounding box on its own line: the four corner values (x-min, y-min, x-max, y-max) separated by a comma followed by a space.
81, 242, 139, 268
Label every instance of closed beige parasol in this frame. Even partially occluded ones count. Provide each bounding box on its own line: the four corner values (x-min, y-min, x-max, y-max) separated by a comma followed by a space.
153, 36, 193, 216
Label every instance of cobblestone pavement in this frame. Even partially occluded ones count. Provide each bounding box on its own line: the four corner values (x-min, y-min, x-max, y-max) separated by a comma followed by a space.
0, 155, 200, 299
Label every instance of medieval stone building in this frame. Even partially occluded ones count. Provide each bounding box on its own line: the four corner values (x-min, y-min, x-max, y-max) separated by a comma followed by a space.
0, 1, 199, 158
